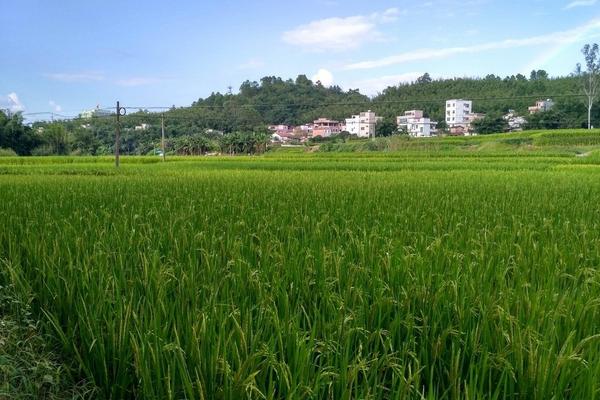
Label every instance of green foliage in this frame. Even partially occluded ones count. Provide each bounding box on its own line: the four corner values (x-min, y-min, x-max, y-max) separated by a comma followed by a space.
38, 124, 70, 155
316, 128, 600, 153
472, 113, 509, 134
71, 128, 101, 155
0, 285, 96, 399
375, 118, 397, 137
530, 69, 549, 80
0, 111, 40, 155
219, 131, 270, 154
0, 147, 17, 157
171, 133, 219, 155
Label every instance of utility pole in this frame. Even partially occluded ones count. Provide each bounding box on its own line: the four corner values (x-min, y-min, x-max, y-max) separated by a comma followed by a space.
161, 113, 166, 162
115, 101, 126, 168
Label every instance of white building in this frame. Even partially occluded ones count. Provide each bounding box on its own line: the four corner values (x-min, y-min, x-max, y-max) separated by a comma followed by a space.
504, 110, 527, 132
80, 105, 111, 119
528, 99, 554, 114
134, 123, 151, 131
445, 99, 482, 135
397, 110, 438, 137
345, 110, 382, 138
446, 99, 472, 126
270, 131, 295, 143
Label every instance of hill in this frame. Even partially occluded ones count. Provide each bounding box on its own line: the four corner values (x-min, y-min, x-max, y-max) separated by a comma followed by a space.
3, 71, 599, 156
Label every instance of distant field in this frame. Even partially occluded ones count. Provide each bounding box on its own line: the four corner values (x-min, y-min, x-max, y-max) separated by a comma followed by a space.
1, 131, 600, 399
311, 128, 600, 154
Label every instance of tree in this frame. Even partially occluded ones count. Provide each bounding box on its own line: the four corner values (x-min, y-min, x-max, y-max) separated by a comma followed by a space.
577, 43, 599, 129
0, 111, 39, 155
72, 128, 100, 155
43, 123, 70, 155
417, 73, 432, 84
530, 69, 548, 80
376, 118, 397, 137
472, 114, 508, 134
525, 109, 564, 130
436, 120, 448, 133
485, 74, 500, 80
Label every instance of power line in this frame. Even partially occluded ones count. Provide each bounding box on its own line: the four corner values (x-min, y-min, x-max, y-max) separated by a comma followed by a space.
19, 92, 589, 123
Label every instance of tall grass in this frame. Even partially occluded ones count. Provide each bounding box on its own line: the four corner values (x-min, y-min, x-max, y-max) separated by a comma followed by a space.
0, 159, 599, 399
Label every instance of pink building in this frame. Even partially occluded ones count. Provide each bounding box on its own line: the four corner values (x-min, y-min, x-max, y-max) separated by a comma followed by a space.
312, 118, 342, 137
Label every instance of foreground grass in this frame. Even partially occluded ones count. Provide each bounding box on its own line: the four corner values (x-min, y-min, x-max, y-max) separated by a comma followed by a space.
0, 285, 96, 399
0, 150, 599, 399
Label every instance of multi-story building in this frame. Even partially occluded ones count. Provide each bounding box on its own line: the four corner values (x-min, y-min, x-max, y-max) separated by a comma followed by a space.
312, 118, 342, 137
345, 110, 382, 138
445, 99, 482, 135
528, 99, 554, 114
80, 105, 111, 119
397, 110, 438, 137
445, 99, 472, 126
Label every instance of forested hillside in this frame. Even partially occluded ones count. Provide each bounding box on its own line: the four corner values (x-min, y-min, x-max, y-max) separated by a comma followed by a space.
147, 71, 597, 133
3, 71, 599, 156
373, 72, 594, 129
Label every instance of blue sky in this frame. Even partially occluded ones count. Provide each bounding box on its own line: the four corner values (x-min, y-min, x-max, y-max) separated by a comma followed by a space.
1, 0, 600, 119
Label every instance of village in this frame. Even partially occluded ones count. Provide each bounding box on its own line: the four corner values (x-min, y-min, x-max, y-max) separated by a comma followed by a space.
269, 98, 555, 143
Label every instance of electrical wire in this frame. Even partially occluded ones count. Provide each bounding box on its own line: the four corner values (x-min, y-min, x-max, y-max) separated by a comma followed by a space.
16, 92, 590, 124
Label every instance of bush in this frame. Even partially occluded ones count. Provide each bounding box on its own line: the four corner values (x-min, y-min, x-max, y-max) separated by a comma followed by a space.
31, 145, 56, 156
0, 147, 17, 157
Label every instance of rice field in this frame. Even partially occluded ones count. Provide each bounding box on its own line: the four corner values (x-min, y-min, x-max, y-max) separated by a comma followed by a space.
1, 145, 600, 399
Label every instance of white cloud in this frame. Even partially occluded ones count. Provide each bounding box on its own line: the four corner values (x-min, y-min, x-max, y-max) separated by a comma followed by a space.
376, 8, 402, 23
565, 0, 597, 9
345, 18, 600, 69
115, 77, 161, 87
312, 68, 334, 86
49, 100, 62, 112
282, 8, 401, 51
1, 93, 25, 113
345, 72, 423, 96
44, 71, 105, 82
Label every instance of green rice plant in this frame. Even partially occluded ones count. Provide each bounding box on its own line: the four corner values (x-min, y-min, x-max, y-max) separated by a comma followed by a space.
0, 283, 97, 399
0, 156, 599, 399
